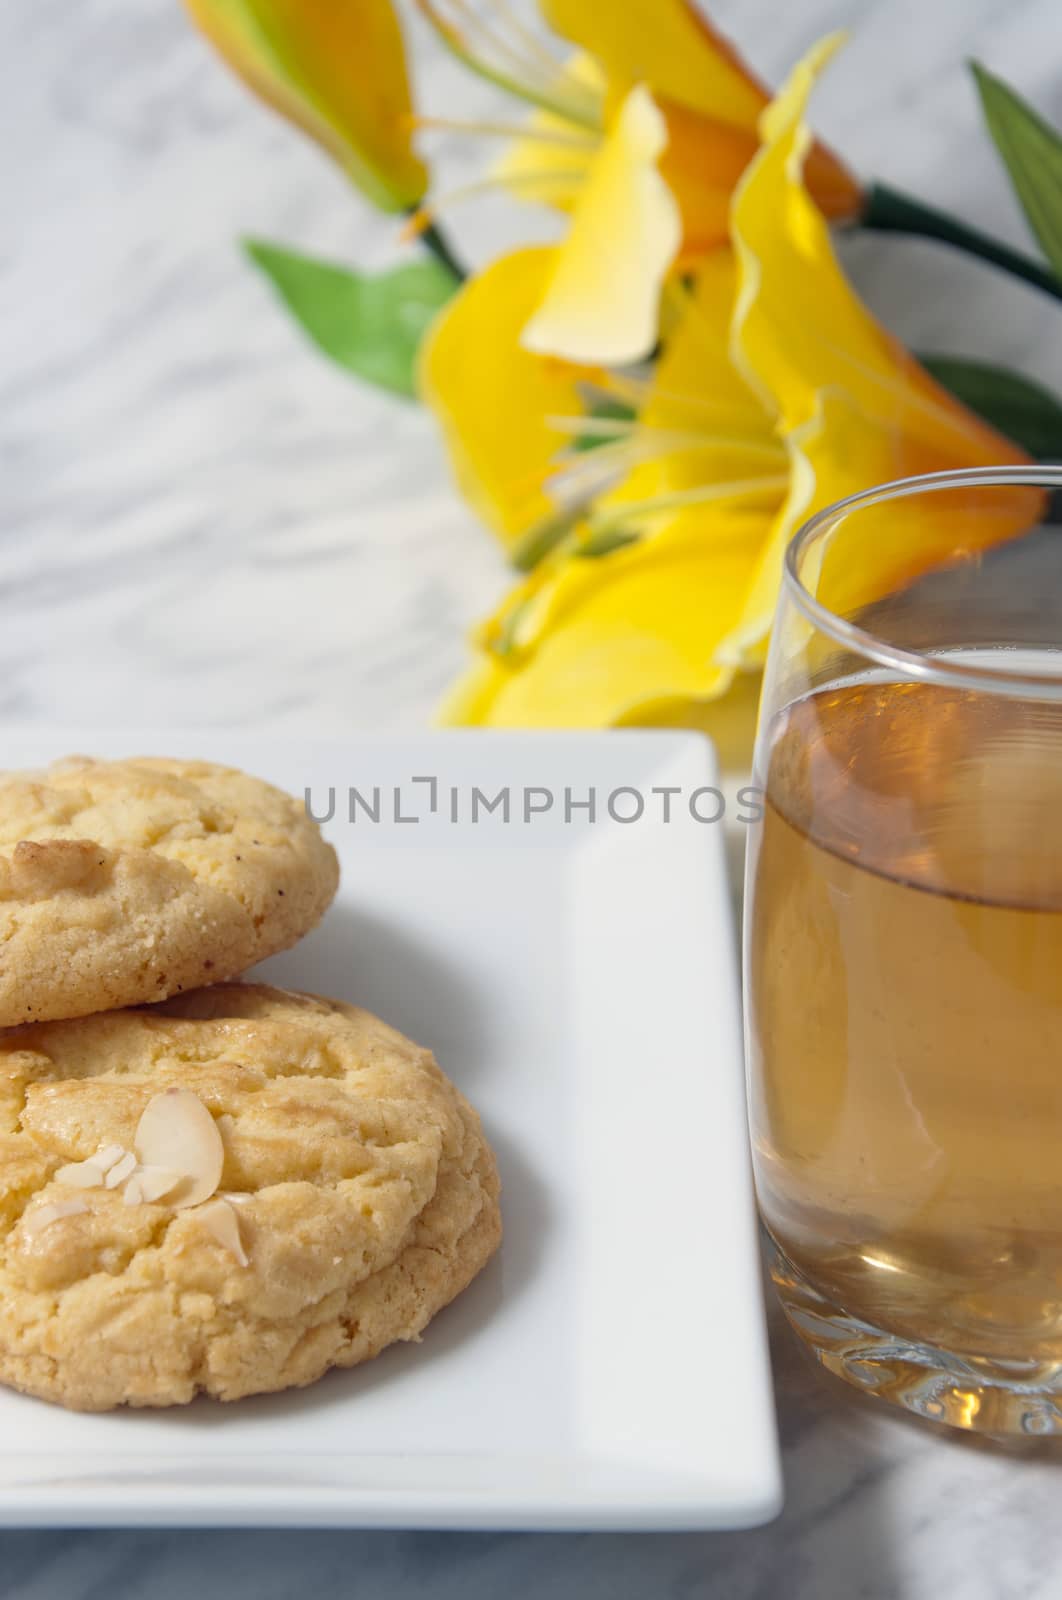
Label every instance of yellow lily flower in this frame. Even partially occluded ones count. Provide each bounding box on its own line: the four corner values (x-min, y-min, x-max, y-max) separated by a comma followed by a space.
718, 32, 1032, 665
439, 37, 1030, 731
412, 0, 860, 360
437, 251, 789, 727
184, 0, 427, 211
420, 243, 780, 562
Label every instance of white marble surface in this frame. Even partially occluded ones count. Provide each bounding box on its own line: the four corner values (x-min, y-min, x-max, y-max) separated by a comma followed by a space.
4, 0, 1062, 1593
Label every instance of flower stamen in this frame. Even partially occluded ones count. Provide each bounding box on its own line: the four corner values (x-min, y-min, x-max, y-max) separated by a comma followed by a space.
412, 0, 602, 129
482, 0, 568, 79
403, 169, 586, 239
411, 115, 598, 150
446, 0, 555, 84
586, 476, 790, 534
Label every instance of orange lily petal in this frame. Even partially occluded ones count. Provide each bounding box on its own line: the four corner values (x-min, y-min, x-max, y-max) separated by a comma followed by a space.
540, 0, 861, 229
184, 0, 427, 211
657, 104, 758, 262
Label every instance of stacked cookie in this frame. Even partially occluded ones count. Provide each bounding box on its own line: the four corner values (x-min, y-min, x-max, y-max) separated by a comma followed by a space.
0, 756, 501, 1411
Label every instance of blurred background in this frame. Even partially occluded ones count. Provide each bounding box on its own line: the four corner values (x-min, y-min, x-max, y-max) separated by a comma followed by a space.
4, 0, 1062, 735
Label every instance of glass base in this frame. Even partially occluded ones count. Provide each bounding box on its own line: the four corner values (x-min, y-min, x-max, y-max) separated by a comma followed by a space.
767, 1237, 1062, 1437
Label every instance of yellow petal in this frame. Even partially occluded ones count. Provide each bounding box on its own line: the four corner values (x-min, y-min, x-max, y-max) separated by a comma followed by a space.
540, 0, 861, 233
731, 33, 1024, 457
720, 34, 1032, 665
184, 0, 427, 211
521, 87, 681, 365
418, 247, 597, 547
540, 0, 766, 128
601, 252, 784, 528
440, 505, 770, 728
715, 406, 823, 670
645, 252, 769, 434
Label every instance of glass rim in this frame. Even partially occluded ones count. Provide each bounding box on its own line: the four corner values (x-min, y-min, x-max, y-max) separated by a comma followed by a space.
783, 465, 1062, 697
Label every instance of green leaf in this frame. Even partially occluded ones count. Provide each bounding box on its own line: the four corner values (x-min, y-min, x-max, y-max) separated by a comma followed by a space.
971, 62, 1062, 281
919, 353, 1062, 458
243, 241, 459, 398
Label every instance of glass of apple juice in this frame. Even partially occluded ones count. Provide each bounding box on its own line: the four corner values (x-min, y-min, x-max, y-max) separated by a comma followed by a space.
745, 466, 1062, 1435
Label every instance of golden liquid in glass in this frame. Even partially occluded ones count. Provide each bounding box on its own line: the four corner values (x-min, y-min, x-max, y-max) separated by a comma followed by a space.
747, 677, 1062, 1363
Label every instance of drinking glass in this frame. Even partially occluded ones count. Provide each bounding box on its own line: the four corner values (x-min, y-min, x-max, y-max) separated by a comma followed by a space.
744, 465, 1062, 1435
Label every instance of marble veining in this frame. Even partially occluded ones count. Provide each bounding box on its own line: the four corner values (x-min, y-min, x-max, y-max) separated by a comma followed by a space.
3, 0, 1062, 1593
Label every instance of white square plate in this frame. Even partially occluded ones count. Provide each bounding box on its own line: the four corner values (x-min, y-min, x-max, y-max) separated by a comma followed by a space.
0, 730, 779, 1529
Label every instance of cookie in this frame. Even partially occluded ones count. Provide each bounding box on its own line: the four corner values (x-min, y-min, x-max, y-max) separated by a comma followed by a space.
0, 983, 502, 1411
0, 756, 339, 1025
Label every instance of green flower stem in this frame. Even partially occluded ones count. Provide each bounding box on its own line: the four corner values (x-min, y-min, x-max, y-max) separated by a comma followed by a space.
416, 218, 466, 282
861, 181, 1062, 303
